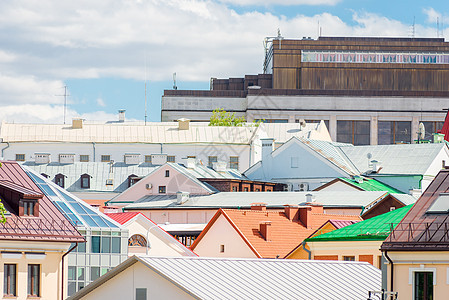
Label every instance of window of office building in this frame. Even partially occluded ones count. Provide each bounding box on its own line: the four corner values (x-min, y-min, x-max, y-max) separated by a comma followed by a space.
420, 121, 444, 141
80, 155, 89, 162
337, 121, 370, 145
101, 155, 111, 162
208, 156, 218, 168
4, 264, 16, 296
378, 121, 411, 145
229, 156, 239, 170
15, 154, 25, 161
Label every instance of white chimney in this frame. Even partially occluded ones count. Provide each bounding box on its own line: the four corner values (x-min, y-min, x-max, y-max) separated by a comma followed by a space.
261, 138, 274, 159
72, 118, 83, 129
118, 109, 126, 122
177, 118, 190, 130
176, 191, 190, 205
305, 193, 315, 203
371, 160, 380, 173
186, 157, 196, 169
212, 161, 227, 172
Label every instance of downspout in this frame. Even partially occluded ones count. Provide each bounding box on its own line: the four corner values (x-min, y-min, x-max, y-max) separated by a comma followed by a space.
92, 142, 96, 162
302, 241, 312, 260
159, 143, 163, 154
384, 251, 394, 292
1, 142, 10, 159
61, 242, 78, 300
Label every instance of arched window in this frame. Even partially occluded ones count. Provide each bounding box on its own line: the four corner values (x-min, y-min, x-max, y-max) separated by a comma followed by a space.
128, 234, 147, 247
54, 173, 65, 188
80, 173, 91, 189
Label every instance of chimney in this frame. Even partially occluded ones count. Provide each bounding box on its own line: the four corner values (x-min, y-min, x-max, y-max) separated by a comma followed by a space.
306, 202, 324, 214
118, 109, 126, 122
305, 193, 315, 203
177, 118, 190, 130
371, 160, 380, 173
284, 205, 299, 221
176, 191, 190, 205
354, 176, 363, 184
186, 157, 197, 169
259, 221, 272, 241
72, 118, 83, 129
251, 203, 267, 211
212, 161, 227, 172
261, 138, 274, 159
298, 206, 312, 228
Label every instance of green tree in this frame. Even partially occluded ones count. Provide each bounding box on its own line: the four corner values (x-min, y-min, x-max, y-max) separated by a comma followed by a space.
209, 108, 246, 126
0, 200, 5, 224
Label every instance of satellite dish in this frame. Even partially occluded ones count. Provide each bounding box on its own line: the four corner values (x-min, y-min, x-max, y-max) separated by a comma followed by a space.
419, 122, 426, 140
367, 153, 372, 160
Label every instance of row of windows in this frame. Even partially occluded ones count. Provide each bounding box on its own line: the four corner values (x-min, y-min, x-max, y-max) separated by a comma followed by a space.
302, 50, 449, 64
3, 264, 40, 297
15, 154, 176, 163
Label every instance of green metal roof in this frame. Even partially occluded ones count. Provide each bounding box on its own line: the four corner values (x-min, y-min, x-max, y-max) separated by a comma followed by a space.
339, 177, 404, 194
306, 204, 413, 242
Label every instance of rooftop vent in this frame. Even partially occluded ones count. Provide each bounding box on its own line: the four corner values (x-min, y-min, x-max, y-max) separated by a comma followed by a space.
176, 191, 190, 205
177, 118, 190, 130
305, 193, 315, 203
251, 203, 267, 211
72, 118, 83, 129
118, 109, 126, 122
212, 161, 227, 172
35, 153, 50, 164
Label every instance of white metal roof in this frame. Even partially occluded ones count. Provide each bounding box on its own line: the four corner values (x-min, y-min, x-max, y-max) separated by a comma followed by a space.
69, 256, 381, 300
124, 191, 391, 210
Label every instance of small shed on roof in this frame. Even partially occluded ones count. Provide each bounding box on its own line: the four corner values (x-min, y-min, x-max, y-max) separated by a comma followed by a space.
68, 255, 381, 300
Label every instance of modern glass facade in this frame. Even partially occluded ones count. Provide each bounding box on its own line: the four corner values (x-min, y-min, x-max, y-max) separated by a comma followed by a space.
24, 167, 128, 296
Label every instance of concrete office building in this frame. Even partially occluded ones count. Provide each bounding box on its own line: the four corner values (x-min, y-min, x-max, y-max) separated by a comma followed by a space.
162, 37, 449, 145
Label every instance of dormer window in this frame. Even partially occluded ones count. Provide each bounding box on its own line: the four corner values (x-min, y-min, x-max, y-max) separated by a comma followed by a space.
55, 173, 65, 188
80, 174, 91, 189
23, 200, 36, 216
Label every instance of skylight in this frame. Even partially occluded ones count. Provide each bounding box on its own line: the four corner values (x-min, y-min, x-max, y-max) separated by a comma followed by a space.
426, 193, 449, 214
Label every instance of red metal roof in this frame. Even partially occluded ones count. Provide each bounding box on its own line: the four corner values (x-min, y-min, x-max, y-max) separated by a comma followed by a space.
0, 161, 84, 243
382, 168, 449, 251
105, 212, 141, 225
328, 219, 359, 229
439, 110, 449, 141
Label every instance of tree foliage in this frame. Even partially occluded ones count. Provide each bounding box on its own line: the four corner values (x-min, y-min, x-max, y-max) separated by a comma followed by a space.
209, 108, 246, 126
0, 200, 5, 224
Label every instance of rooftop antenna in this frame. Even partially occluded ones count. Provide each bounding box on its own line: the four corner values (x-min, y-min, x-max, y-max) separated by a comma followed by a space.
437, 17, 440, 37
263, 29, 284, 73
144, 52, 148, 125
410, 16, 415, 38
56, 85, 70, 124
173, 72, 177, 90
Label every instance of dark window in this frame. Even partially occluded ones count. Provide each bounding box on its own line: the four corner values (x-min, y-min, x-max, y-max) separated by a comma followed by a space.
187, 156, 196, 159
420, 121, 444, 141
167, 156, 175, 163
343, 256, 355, 261
337, 121, 370, 145
101, 155, 111, 162
128, 234, 147, 247
208, 156, 218, 168
128, 174, 138, 188
80, 174, 91, 189
15, 154, 25, 161
28, 264, 40, 297
243, 187, 249, 192
158, 186, 166, 194
415, 272, 433, 300
91, 236, 101, 253
55, 173, 65, 188
90, 267, 100, 281
80, 155, 89, 162
112, 237, 121, 253
378, 121, 411, 145
165, 170, 170, 177
4, 264, 16, 296
101, 236, 111, 253
220, 245, 225, 253
136, 288, 147, 300
144, 155, 151, 163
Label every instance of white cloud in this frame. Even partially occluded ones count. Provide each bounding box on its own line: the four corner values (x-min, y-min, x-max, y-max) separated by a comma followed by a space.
96, 97, 106, 107
0, 1, 448, 122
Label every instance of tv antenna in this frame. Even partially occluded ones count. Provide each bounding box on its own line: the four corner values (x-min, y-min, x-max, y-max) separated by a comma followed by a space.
144, 52, 148, 125
410, 16, 415, 38
56, 85, 70, 124
173, 72, 177, 90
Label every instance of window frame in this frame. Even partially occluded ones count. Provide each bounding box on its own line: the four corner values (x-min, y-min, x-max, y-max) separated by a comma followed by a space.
409, 267, 436, 300
144, 155, 152, 163
80, 173, 91, 189
165, 170, 170, 177
208, 156, 218, 168
167, 155, 175, 163
158, 186, 166, 194
79, 155, 89, 162
54, 173, 65, 188
101, 155, 111, 162
4, 264, 17, 296
15, 154, 25, 161
27, 264, 40, 297
229, 156, 239, 170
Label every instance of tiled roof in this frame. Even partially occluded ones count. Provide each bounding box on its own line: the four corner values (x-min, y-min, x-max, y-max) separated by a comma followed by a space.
0, 161, 84, 243
192, 207, 361, 258
309, 205, 413, 242
382, 168, 449, 251
339, 177, 404, 193
69, 256, 381, 300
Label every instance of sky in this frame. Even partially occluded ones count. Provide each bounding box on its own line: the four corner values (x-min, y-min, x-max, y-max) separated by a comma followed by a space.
1, 1, 448, 123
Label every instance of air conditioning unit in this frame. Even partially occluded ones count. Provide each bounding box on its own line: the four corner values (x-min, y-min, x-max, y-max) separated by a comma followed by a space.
298, 182, 309, 191
145, 183, 152, 190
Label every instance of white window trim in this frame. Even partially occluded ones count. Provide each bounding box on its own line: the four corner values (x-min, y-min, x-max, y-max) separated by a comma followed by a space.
409, 267, 436, 285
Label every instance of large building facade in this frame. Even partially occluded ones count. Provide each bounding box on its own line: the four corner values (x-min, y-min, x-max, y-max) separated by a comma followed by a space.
162, 37, 449, 145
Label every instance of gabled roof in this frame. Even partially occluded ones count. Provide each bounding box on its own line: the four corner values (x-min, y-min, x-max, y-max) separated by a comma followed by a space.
0, 161, 84, 243
308, 205, 413, 242
125, 191, 390, 210
191, 207, 361, 258
439, 109, 449, 142
69, 256, 381, 300
382, 168, 449, 251
338, 177, 403, 193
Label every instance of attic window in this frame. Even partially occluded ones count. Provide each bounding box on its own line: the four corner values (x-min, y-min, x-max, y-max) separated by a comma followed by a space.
165, 170, 170, 177
427, 193, 449, 214
220, 245, 225, 253
54, 174, 65, 188
167, 156, 175, 163
23, 201, 36, 216
80, 174, 91, 189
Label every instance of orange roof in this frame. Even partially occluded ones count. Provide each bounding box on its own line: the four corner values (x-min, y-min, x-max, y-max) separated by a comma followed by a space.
191, 207, 361, 258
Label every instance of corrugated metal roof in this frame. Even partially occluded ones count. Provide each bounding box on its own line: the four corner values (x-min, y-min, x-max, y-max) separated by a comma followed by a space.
339, 177, 404, 193
260, 122, 329, 143
142, 256, 380, 300
341, 143, 446, 175
125, 191, 389, 210
307, 205, 413, 242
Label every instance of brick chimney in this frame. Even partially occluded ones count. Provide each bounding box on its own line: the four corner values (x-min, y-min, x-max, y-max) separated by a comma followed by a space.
284, 205, 299, 221
251, 203, 267, 211
298, 206, 312, 229
306, 202, 324, 214
259, 221, 272, 241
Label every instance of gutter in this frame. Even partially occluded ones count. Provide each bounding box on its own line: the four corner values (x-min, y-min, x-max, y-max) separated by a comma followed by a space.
384, 251, 394, 292
1, 142, 10, 158
302, 240, 312, 260
61, 242, 78, 300
92, 142, 96, 162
